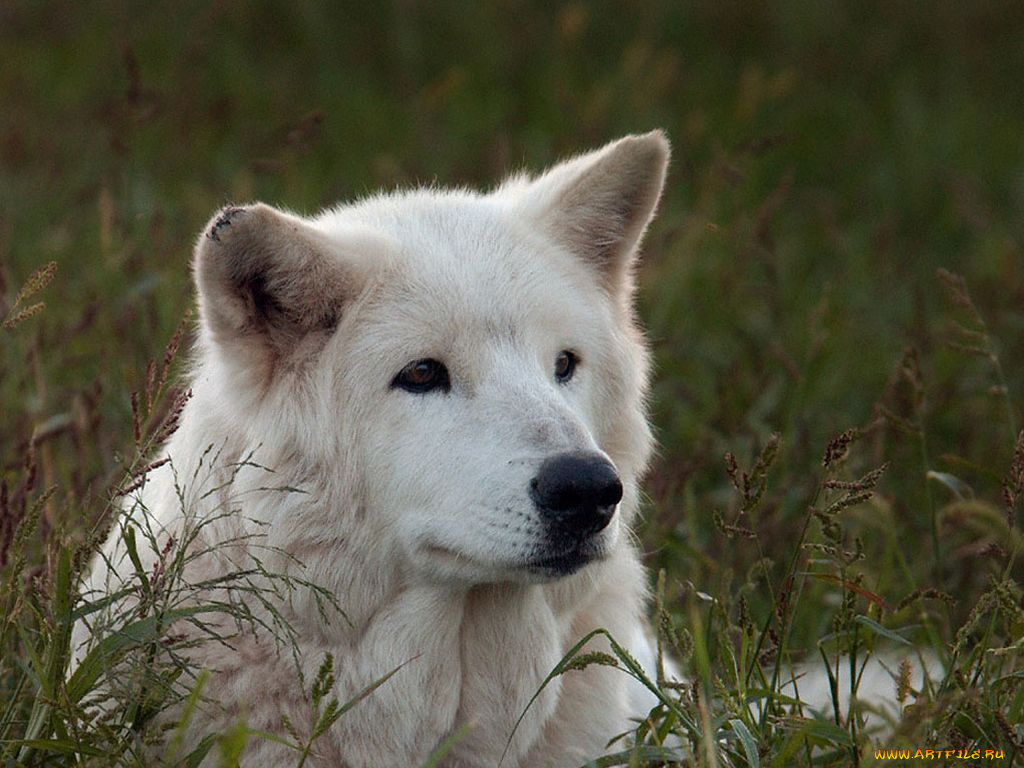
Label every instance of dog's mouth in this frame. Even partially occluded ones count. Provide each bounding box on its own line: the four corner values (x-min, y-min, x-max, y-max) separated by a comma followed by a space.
525, 537, 607, 578
420, 537, 607, 581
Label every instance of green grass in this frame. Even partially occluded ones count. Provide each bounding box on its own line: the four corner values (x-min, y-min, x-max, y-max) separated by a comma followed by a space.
2, 1, 1023, 765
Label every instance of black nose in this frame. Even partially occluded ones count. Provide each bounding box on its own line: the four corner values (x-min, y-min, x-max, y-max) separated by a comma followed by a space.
530, 451, 622, 536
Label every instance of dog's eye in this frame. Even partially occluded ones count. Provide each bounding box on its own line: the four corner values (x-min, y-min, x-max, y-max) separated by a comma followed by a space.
554, 350, 578, 384
392, 358, 451, 394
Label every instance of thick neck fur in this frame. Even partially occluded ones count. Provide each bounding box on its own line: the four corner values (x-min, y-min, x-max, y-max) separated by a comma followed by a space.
123, 381, 647, 768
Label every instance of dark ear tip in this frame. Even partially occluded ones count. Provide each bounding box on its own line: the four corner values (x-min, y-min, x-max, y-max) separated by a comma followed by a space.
194, 204, 260, 291
204, 203, 269, 244
206, 205, 245, 242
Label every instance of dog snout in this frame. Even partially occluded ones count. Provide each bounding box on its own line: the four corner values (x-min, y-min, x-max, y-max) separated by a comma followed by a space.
529, 451, 622, 536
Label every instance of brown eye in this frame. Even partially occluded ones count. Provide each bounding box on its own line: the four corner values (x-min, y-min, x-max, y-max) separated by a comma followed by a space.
554, 350, 578, 384
392, 359, 451, 394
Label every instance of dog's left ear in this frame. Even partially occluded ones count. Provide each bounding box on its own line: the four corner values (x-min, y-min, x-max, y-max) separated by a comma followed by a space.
513, 131, 670, 294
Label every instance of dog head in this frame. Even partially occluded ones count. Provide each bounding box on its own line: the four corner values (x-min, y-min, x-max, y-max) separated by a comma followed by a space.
192, 132, 669, 585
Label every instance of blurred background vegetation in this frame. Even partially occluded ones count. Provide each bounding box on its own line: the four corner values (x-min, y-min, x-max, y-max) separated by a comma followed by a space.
2, 0, 1023, 734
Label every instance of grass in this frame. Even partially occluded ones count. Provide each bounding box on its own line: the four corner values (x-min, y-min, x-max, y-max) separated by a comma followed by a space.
2, 1, 1023, 765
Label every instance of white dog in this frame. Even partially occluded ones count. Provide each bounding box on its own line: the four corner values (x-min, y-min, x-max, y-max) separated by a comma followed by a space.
75, 132, 675, 766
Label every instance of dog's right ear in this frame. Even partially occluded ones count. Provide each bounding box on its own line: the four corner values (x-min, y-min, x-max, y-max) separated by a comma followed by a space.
193, 203, 357, 370
508, 131, 669, 299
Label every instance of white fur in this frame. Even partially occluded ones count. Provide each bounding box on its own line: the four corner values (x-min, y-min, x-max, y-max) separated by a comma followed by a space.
74, 133, 676, 766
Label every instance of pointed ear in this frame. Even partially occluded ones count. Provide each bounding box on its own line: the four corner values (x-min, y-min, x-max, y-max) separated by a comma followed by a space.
192, 203, 357, 368
513, 131, 669, 293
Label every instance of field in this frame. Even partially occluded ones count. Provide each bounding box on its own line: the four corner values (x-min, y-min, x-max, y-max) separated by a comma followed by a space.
2, 1, 1023, 765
